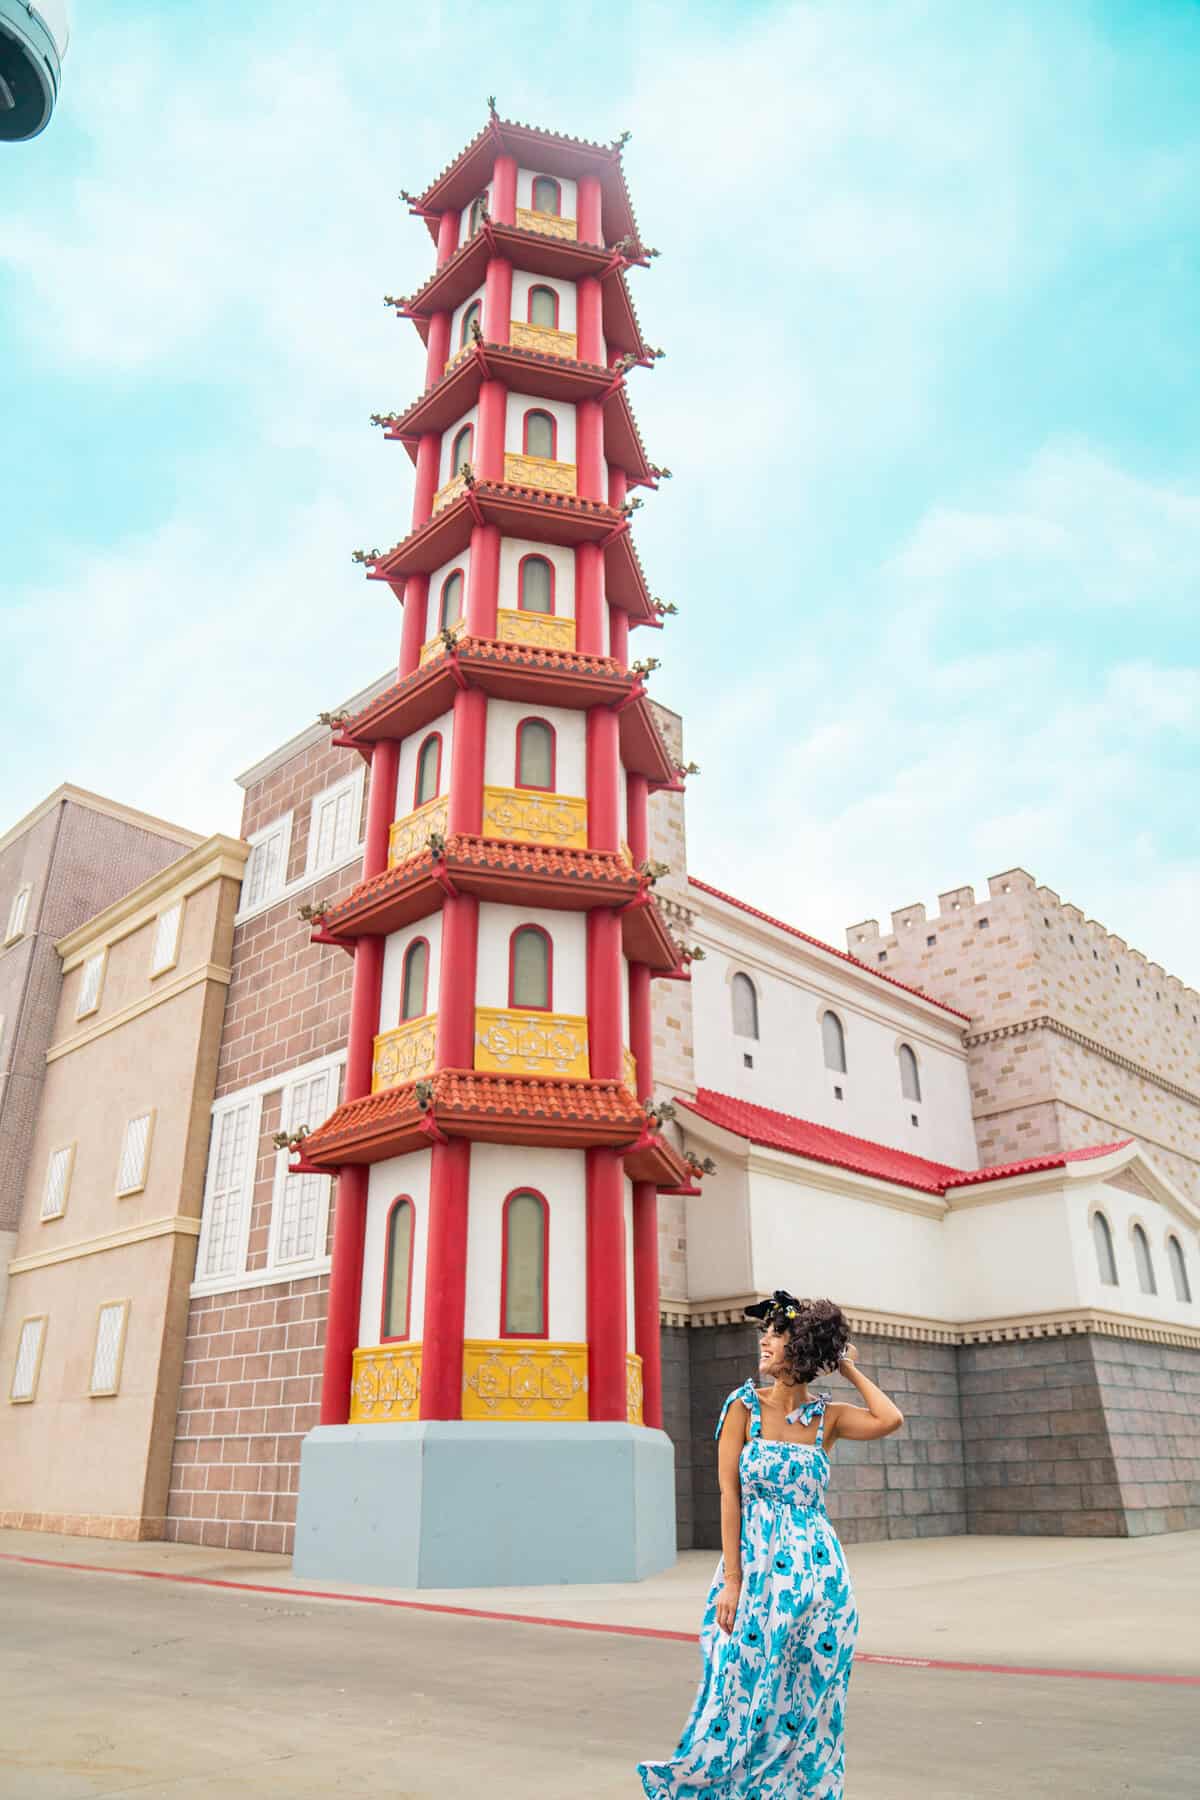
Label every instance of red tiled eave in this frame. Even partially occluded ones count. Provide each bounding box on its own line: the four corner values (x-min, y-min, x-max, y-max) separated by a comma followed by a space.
414, 117, 639, 246
689, 878, 972, 1022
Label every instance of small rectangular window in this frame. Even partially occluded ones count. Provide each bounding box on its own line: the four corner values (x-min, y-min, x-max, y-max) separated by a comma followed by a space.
5, 885, 31, 944
877, 951, 888, 963
925, 935, 936, 947
76, 950, 106, 1019
116, 1112, 154, 1195
273, 1071, 333, 1266
743, 1052, 754, 1069
833, 1085, 844, 1101
308, 775, 362, 877
42, 1145, 75, 1220
90, 1301, 130, 1396
10, 1315, 47, 1403
200, 1101, 255, 1279
911, 1113, 919, 1127
978, 917, 989, 929
239, 817, 291, 915
151, 901, 183, 976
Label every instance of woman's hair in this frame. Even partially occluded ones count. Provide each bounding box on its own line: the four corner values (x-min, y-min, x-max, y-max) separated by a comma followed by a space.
760, 1296, 849, 1384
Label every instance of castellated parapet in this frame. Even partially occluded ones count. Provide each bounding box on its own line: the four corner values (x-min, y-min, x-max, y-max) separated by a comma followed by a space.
846, 870, 1200, 1203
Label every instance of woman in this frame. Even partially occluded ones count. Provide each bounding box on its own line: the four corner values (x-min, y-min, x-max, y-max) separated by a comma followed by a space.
638, 1291, 904, 1799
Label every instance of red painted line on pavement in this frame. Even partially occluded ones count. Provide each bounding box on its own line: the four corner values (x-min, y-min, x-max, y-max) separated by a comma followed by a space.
3, 1551, 1197, 1686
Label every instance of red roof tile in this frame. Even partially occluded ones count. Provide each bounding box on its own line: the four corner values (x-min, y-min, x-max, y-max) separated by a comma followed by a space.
689, 878, 971, 1022
679, 1089, 1132, 1197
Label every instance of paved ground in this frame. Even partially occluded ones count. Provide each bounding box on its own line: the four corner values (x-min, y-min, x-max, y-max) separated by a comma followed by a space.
1, 1529, 1197, 1797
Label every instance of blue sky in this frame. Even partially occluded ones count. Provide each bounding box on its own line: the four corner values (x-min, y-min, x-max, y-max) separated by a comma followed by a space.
3, 0, 1198, 981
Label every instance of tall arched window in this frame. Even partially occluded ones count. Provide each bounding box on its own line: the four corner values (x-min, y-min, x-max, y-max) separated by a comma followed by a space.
899, 1044, 921, 1103
519, 554, 554, 614
731, 973, 759, 1040
468, 194, 487, 236
531, 176, 561, 217
449, 424, 473, 475
502, 1189, 548, 1337
1167, 1234, 1193, 1304
821, 1010, 847, 1074
414, 734, 441, 807
439, 569, 464, 630
1092, 1211, 1118, 1286
381, 1198, 414, 1340
401, 939, 429, 1021
509, 925, 551, 1011
1132, 1224, 1157, 1295
523, 409, 557, 460
515, 718, 555, 791
528, 285, 559, 328
458, 299, 482, 348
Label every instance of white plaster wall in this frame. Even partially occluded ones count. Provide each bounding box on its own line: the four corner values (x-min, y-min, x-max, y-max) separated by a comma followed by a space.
625, 1179, 636, 1353
504, 391, 576, 463
449, 283, 485, 352
483, 698, 585, 796
1067, 1173, 1200, 1325
396, 708, 454, 816
0, 1229, 15, 1330
458, 182, 493, 241
685, 1159, 752, 1301
511, 270, 577, 331
426, 547, 471, 638
690, 906, 977, 1169
517, 168, 578, 219
498, 537, 575, 617
463, 1142, 587, 1340
944, 1188, 1078, 1320
358, 1149, 431, 1345
380, 913, 442, 1026
439, 403, 479, 485
475, 902, 587, 1016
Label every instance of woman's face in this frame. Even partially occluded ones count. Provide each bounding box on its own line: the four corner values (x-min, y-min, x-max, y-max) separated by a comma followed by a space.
758, 1324, 790, 1379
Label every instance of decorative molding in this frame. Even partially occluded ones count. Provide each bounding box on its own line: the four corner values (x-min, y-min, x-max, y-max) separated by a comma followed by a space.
188, 1256, 331, 1302
389, 796, 450, 866
626, 1352, 644, 1425
496, 608, 576, 653
420, 617, 467, 667
502, 451, 577, 496
0, 784, 202, 866
510, 319, 577, 359
432, 472, 469, 515
9, 1213, 201, 1276
474, 1007, 589, 1079
481, 785, 587, 849
964, 1014, 1200, 1110
350, 1342, 421, 1423
373, 1016, 438, 1092
462, 1339, 588, 1420
514, 206, 578, 242
235, 670, 393, 790
57, 841, 247, 966
46, 962, 233, 1063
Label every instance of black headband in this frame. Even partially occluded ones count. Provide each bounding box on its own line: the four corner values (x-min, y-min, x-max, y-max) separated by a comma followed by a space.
744, 1289, 803, 1324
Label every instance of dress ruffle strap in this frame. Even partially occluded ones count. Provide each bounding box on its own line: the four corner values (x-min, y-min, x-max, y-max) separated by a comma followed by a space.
714, 1378, 761, 1441
786, 1391, 832, 1448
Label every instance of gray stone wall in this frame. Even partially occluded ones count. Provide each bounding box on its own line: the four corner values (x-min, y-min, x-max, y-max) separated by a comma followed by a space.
1090, 1337, 1200, 1535
660, 1326, 694, 1551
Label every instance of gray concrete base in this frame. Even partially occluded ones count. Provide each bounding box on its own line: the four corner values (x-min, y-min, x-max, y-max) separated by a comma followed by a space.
293, 1421, 677, 1588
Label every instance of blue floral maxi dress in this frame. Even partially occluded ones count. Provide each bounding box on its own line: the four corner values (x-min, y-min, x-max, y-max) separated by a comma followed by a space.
638, 1380, 858, 1799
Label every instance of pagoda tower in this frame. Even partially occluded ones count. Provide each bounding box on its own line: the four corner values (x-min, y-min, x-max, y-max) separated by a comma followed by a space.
291, 108, 698, 1589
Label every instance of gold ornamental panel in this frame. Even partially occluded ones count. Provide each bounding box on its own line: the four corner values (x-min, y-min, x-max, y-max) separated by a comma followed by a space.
474, 1007, 590, 1079
496, 608, 576, 654
350, 1343, 422, 1423
432, 472, 469, 515
514, 207, 578, 242
388, 795, 449, 867
372, 1016, 437, 1092
481, 784, 587, 849
622, 1046, 639, 1099
626, 1353, 645, 1426
419, 616, 468, 667
503, 452, 577, 497
462, 1340, 588, 1421
443, 343, 473, 375
509, 319, 578, 361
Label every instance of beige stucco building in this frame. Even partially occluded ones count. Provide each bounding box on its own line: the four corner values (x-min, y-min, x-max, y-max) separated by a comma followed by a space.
0, 834, 247, 1539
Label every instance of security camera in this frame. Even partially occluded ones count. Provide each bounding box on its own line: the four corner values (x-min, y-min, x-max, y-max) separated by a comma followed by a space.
0, 1, 70, 142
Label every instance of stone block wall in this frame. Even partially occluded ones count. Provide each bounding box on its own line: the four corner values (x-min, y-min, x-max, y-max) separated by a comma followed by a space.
1090, 1336, 1200, 1535
661, 1325, 694, 1551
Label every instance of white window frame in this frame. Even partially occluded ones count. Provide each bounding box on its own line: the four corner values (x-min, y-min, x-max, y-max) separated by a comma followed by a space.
305, 768, 365, 881
41, 1143, 76, 1220
76, 949, 107, 1020
89, 1300, 131, 1397
4, 884, 31, 945
150, 900, 184, 977
116, 1110, 156, 1197
235, 813, 294, 923
194, 1093, 263, 1287
9, 1315, 47, 1404
268, 1067, 337, 1272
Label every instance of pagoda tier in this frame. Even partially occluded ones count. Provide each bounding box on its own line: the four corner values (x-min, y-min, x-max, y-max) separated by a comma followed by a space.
412, 115, 640, 245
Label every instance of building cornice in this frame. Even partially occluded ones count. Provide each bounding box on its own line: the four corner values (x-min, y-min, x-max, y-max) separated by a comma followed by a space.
56, 838, 248, 965
235, 671, 394, 790
0, 784, 202, 863
8, 1213, 202, 1276
964, 1014, 1200, 1111
46, 961, 233, 1063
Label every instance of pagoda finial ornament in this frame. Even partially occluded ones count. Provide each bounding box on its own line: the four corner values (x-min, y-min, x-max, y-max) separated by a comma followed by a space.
293, 110, 691, 1592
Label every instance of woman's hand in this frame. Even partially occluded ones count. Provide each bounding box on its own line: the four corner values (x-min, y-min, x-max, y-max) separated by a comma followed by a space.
840, 1343, 858, 1367
715, 1577, 741, 1634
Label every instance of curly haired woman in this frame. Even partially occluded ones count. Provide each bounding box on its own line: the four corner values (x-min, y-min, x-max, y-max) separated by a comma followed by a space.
638, 1291, 904, 1799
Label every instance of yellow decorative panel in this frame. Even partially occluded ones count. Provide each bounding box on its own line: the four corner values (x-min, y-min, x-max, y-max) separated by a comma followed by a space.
443, 343, 473, 375
474, 1008, 590, 1079
432, 472, 469, 514
496, 608, 576, 653
462, 1339, 588, 1421
626, 1354, 645, 1426
622, 1046, 639, 1099
419, 616, 467, 667
510, 319, 578, 360
481, 784, 587, 849
350, 1343, 422, 1422
503, 452, 577, 497
515, 206, 578, 242
388, 795, 449, 867
372, 1016, 437, 1091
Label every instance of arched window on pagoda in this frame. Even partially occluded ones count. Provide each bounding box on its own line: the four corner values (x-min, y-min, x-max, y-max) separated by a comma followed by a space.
468, 194, 488, 237
1132, 1223, 1157, 1295
528, 285, 559, 329
449, 423, 473, 476
414, 733, 441, 808
515, 718, 555, 791
381, 1198, 414, 1340
400, 938, 429, 1021
518, 554, 554, 614
1167, 1234, 1193, 1304
501, 1188, 549, 1337
821, 1010, 847, 1074
509, 925, 551, 1011
1092, 1211, 1118, 1286
458, 299, 482, 348
731, 973, 759, 1040
523, 409, 557, 461
438, 568, 464, 630
531, 176, 561, 217
899, 1044, 921, 1103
